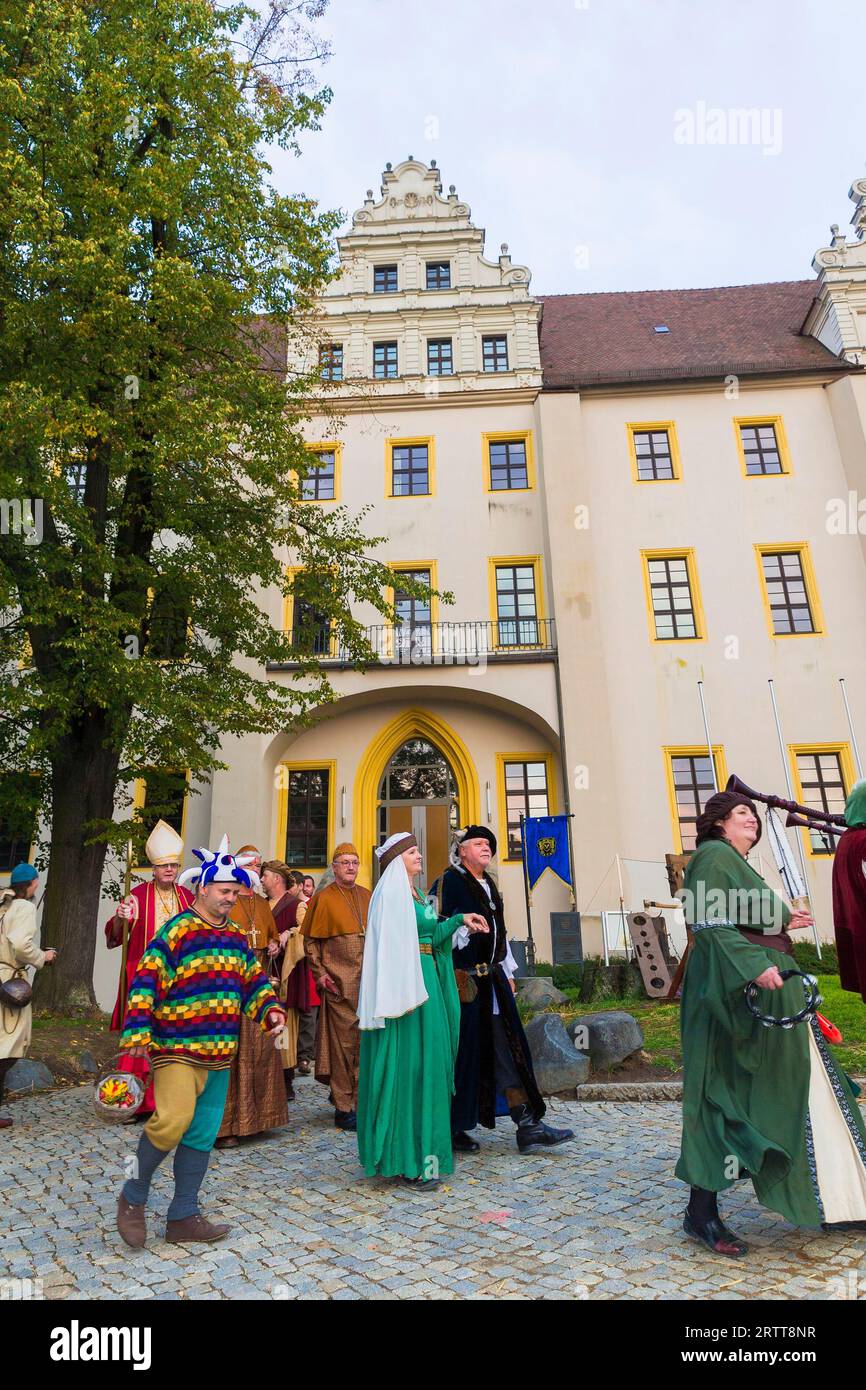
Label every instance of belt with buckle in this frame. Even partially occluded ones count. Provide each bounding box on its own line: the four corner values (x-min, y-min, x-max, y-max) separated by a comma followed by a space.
419, 943, 433, 956
467, 962, 491, 977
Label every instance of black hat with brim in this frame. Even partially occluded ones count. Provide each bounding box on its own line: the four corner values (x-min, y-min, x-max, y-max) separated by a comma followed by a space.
459, 825, 497, 855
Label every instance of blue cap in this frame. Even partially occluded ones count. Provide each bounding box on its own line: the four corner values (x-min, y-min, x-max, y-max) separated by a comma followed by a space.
10, 862, 38, 885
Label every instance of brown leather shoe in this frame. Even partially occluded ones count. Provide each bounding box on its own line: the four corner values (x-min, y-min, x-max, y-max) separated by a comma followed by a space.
116, 1194, 147, 1249
165, 1213, 231, 1244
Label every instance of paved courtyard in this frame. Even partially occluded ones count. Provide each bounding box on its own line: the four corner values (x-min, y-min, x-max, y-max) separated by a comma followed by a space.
2, 1075, 865, 1300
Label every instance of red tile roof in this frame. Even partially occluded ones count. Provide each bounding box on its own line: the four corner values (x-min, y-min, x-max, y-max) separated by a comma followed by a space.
538, 280, 854, 389
245, 313, 288, 377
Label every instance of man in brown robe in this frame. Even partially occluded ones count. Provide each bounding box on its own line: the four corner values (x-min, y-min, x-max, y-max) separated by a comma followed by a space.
301, 842, 371, 1131
215, 845, 289, 1148
261, 861, 309, 1099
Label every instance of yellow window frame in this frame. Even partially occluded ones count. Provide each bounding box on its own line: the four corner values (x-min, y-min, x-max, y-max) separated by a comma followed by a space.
385, 436, 437, 499
482, 430, 536, 493
145, 585, 193, 664
627, 421, 682, 483
733, 415, 791, 479
297, 441, 342, 503
754, 542, 825, 639
663, 746, 728, 855
282, 566, 339, 652
132, 769, 190, 873
275, 759, 337, 873
788, 742, 855, 859
496, 752, 558, 862
640, 548, 706, 643
487, 555, 546, 649
383, 560, 440, 660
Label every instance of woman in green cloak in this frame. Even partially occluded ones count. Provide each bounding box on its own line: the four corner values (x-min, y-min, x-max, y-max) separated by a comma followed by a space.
677, 790, 866, 1256
356, 831, 488, 1187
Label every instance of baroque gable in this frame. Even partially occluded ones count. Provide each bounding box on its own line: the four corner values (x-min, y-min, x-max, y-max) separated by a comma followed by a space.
289, 159, 542, 400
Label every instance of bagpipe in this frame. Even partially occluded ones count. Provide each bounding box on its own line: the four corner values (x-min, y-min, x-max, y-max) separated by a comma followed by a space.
726, 773, 846, 851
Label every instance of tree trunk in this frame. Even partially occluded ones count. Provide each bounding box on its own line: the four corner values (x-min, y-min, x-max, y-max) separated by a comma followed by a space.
35, 729, 123, 1015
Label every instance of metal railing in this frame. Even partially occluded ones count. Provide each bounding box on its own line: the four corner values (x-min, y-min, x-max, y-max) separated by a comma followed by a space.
272, 618, 557, 667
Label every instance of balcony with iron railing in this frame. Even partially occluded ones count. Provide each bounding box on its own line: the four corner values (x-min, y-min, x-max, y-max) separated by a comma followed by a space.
266, 618, 557, 671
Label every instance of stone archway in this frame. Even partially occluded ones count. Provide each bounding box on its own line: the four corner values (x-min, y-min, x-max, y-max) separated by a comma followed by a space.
353, 707, 480, 885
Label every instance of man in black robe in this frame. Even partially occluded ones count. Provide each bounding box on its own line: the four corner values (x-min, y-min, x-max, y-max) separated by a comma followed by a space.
431, 826, 574, 1154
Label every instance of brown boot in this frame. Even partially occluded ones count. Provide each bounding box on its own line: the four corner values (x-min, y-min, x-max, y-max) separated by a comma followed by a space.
165, 1212, 231, 1244
116, 1194, 147, 1249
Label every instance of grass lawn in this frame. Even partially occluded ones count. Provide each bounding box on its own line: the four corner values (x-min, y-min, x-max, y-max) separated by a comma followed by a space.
25, 1011, 115, 1086
549, 975, 866, 1079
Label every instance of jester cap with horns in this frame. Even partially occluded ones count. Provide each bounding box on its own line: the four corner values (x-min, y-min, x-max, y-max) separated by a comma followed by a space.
177, 835, 260, 891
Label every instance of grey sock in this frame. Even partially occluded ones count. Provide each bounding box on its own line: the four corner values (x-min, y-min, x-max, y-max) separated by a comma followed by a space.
122, 1133, 170, 1207
166, 1143, 211, 1222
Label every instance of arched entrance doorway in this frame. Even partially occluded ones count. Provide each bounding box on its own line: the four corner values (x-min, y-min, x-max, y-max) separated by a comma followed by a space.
376, 738, 459, 888
353, 707, 480, 888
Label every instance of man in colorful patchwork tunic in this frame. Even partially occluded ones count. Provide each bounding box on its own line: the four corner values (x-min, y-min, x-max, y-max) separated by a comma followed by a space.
115, 837, 285, 1250
104, 819, 194, 1116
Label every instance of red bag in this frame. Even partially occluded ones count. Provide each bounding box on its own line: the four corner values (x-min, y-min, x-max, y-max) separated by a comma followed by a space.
816, 1012, 843, 1045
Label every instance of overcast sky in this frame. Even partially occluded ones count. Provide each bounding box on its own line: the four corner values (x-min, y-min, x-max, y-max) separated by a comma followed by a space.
265, 0, 865, 296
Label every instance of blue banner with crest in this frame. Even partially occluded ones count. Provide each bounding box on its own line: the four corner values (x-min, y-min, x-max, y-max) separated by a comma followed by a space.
522, 814, 573, 895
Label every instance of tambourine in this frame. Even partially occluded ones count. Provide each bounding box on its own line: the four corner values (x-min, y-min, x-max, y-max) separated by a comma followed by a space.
744, 968, 822, 1029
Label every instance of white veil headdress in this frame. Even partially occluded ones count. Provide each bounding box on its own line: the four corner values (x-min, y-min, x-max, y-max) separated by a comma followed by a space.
357, 832, 428, 1031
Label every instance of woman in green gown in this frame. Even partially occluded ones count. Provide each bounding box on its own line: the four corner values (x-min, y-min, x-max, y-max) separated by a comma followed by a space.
357, 831, 489, 1187
677, 791, 866, 1256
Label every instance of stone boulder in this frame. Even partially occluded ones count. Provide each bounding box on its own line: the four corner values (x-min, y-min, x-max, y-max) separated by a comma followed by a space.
517, 976, 567, 1009
79, 1050, 99, 1074
6, 1058, 55, 1094
524, 1013, 591, 1094
566, 1011, 644, 1069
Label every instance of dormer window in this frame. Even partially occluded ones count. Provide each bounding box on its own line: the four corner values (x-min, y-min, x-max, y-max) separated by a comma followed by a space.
427, 339, 453, 375
426, 261, 451, 290
319, 343, 343, 381
374, 264, 398, 293
373, 341, 399, 379
482, 335, 509, 372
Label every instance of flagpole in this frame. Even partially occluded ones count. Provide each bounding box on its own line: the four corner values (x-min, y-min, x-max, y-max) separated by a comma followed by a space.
519, 813, 536, 976
767, 679, 820, 954
839, 677, 863, 779
697, 680, 718, 790
615, 852, 629, 959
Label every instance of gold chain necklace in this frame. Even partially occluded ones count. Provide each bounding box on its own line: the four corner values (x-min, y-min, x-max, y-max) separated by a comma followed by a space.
335, 883, 365, 933
154, 883, 177, 918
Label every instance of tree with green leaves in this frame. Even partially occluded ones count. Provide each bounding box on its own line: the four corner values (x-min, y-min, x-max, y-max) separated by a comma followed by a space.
0, 0, 405, 1011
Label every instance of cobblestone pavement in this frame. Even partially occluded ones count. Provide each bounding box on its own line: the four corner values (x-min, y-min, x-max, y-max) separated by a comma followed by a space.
2, 1076, 865, 1301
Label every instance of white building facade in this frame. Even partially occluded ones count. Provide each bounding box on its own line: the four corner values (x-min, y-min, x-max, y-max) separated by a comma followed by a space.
83, 166, 866, 1009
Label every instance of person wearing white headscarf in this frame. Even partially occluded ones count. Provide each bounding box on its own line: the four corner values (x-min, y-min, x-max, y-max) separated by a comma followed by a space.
356, 832, 489, 1187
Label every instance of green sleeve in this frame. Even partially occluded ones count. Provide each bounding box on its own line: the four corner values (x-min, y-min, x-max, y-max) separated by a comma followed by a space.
430, 912, 465, 949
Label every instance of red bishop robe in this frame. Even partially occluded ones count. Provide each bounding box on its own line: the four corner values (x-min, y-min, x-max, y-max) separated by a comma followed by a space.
104, 879, 194, 1115
104, 879, 194, 1029
832, 827, 866, 1002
